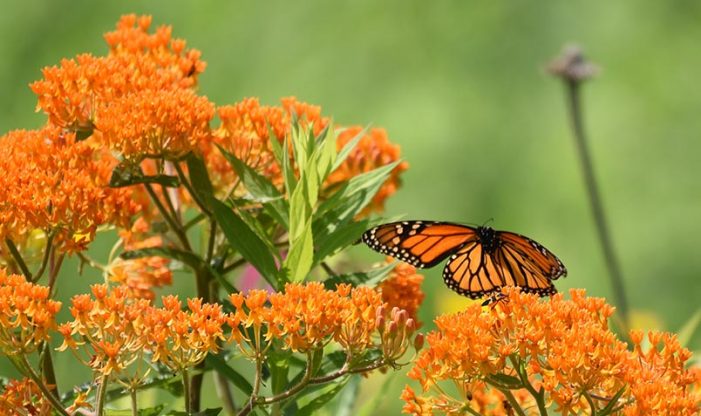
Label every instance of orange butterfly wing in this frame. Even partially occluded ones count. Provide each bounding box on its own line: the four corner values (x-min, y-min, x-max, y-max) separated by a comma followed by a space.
363, 221, 567, 299
361, 221, 477, 268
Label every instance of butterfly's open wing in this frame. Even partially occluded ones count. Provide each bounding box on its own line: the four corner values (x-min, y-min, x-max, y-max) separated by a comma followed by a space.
362, 221, 477, 268
498, 232, 567, 280
442, 241, 508, 299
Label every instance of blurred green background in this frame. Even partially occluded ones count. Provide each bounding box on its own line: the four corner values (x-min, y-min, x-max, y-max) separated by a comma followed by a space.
2, 0, 700, 413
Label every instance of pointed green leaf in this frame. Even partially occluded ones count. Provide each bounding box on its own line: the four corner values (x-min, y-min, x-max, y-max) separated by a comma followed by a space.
214, 144, 288, 228
109, 161, 179, 188
323, 261, 398, 289
332, 126, 368, 172
285, 223, 314, 282
185, 152, 214, 209
598, 386, 627, 416
334, 375, 361, 416
295, 378, 350, 416
211, 198, 279, 288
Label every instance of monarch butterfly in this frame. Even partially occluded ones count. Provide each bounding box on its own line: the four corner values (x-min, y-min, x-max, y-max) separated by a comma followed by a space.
362, 221, 567, 300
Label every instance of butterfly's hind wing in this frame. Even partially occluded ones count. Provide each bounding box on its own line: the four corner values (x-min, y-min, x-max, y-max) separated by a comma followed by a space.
362, 221, 477, 268
442, 240, 507, 299
497, 231, 567, 280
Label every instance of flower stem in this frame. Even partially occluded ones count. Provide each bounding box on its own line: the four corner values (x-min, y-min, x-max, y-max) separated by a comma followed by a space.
130, 388, 138, 416
498, 388, 528, 416
4, 238, 32, 278
560, 72, 629, 327
182, 367, 192, 413
95, 373, 109, 416
144, 182, 192, 251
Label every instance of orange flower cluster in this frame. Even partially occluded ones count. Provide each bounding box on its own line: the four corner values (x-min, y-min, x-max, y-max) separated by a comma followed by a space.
141, 296, 227, 372
0, 127, 141, 253
0, 270, 62, 356
402, 288, 700, 415
109, 219, 173, 300
57, 285, 151, 376
227, 283, 417, 364
0, 378, 48, 416
30, 14, 213, 160
378, 259, 425, 325
58, 285, 226, 376
205, 97, 407, 213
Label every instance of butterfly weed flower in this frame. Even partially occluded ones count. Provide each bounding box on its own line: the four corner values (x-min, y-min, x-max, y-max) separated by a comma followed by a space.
0, 270, 62, 356
0, 378, 49, 415
402, 288, 700, 415
0, 127, 141, 254
378, 259, 425, 326
57, 284, 151, 377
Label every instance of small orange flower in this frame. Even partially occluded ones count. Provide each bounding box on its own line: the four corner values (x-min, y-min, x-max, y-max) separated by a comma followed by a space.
0, 378, 49, 416
141, 295, 227, 371
0, 126, 142, 253
378, 258, 425, 325
96, 88, 214, 159
58, 285, 151, 377
0, 270, 62, 356
403, 288, 699, 415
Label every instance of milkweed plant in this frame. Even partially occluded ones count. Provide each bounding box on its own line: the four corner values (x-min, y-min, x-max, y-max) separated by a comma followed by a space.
0, 15, 699, 416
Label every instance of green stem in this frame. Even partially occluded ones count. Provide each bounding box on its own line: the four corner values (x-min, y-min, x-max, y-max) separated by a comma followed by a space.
5, 238, 32, 278
563, 80, 629, 327
498, 388, 528, 416
510, 356, 548, 416
144, 182, 192, 251
130, 388, 138, 416
40, 343, 59, 398
95, 373, 109, 416
31, 231, 54, 282
583, 391, 598, 416
183, 367, 192, 413
175, 162, 212, 216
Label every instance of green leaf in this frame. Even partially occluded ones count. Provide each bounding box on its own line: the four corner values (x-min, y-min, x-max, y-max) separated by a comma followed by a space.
332, 126, 367, 172
296, 378, 350, 416
280, 136, 297, 194
105, 406, 164, 416
215, 144, 289, 228
109, 161, 180, 188
185, 152, 215, 210
678, 309, 701, 348
211, 198, 280, 288
598, 386, 627, 416
269, 348, 291, 395
319, 161, 400, 214
206, 354, 253, 395
323, 261, 398, 289
285, 223, 314, 282
334, 375, 361, 416
312, 123, 337, 184
488, 373, 523, 389
313, 220, 371, 264
120, 247, 237, 294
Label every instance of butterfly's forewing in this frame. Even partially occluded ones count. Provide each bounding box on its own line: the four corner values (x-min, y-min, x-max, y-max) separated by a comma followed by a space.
498, 231, 567, 280
361, 221, 477, 268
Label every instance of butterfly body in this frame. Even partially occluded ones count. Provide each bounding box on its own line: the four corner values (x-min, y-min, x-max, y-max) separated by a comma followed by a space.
362, 221, 567, 299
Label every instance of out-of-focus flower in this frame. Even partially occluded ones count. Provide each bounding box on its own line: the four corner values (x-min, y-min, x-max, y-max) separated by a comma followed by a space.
0, 378, 49, 416
0, 270, 62, 356
110, 218, 173, 300
403, 288, 700, 415
0, 127, 141, 253
378, 259, 425, 325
